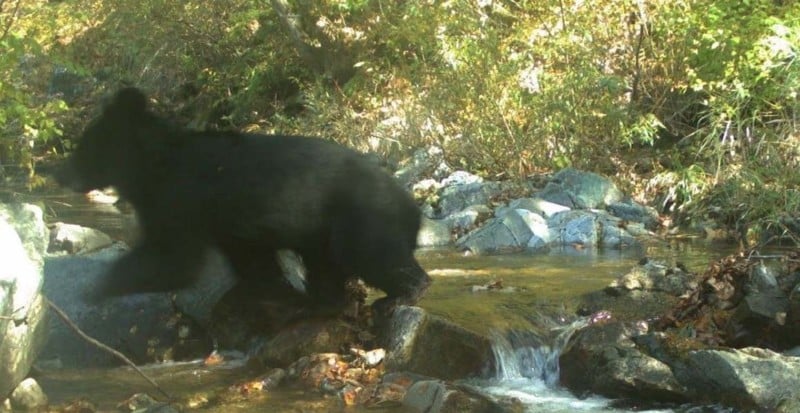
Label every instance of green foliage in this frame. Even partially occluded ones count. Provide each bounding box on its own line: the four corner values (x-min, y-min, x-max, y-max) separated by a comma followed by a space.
649, 164, 710, 215
657, 0, 800, 241
0, 1, 68, 183
6, 0, 800, 242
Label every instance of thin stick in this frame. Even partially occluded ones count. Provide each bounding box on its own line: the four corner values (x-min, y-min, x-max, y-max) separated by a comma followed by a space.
44, 297, 173, 400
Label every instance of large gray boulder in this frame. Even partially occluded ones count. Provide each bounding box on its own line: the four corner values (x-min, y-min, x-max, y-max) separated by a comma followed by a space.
607, 200, 660, 230
495, 197, 570, 219
0, 203, 50, 400
456, 209, 548, 254
537, 168, 624, 209
673, 347, 800, 411
561, 321, 800, 412
559, 322, 687, 403
41, 245, 214, 367
380, 306, 494, 380
548, 210, 599, 246
548, 210, 641, 248
436, 181, 504, 219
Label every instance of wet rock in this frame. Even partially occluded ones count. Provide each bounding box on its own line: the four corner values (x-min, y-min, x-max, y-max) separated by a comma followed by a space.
402, 380, 510, 413
41, 245, 211, 367
672, 347, 800, 412
749, 262, 779, 292
606, 261, 696, 297
371, 372, 521, 413
0, 203, 49, 399
559, 321, 687, 403
729, 290, 789, 345
537, 168, 624, 209
368, 371, 431, 408
380, 306, 494, 380
607, 200, 660, 230
7, 378, 48, 411
257, 367, 287, 390
255, 319, 360, 367
47, 222, 114, 254
118, 393, 161, 411
563, 318, 800, 412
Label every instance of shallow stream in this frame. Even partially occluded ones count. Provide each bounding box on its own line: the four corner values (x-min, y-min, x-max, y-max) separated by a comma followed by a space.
7, 186, 735, 412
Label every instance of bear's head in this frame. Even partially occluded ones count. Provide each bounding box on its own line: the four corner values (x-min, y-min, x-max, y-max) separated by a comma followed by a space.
58, 88, 156, 195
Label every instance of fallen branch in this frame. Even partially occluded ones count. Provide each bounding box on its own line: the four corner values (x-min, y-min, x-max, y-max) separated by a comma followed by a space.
44, 297, 173, 400
747, 254, 800, 263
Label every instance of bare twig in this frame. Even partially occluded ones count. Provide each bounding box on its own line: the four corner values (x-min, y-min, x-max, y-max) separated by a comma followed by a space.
747, 255, 800, 263
0, 0, 22, 43
630, 0, 648, 104
44, 297, 173, 400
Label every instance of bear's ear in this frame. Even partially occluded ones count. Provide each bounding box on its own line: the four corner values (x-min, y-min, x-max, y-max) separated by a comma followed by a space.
108, 87, 148, 115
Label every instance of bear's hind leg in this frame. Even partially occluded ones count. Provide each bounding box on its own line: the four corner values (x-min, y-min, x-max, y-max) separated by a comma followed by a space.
301, 251, 352, 316
88, 238, 207, 301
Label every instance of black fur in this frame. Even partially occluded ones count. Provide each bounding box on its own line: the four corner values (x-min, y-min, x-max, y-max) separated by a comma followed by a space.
59, 88, 430, 313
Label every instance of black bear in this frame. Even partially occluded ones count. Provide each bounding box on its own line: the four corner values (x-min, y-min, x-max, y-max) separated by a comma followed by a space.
59, 87, 430, 314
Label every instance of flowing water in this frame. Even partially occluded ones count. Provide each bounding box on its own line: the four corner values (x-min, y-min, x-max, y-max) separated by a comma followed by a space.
5, 186, 736, 412
482, 322, 636, 413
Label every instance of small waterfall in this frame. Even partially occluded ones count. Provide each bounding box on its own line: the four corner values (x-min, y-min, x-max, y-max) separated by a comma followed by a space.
483, 317, 679, 412
490, 316, 590, 386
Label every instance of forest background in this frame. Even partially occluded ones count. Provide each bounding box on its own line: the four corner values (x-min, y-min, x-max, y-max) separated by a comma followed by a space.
1, 0, 798, 245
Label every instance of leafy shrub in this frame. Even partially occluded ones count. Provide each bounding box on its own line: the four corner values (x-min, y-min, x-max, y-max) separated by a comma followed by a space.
1, 1, 68, 183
